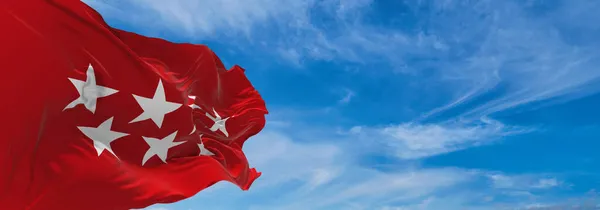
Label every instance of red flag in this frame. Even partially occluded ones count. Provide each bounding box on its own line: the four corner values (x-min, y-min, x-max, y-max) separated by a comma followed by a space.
0, 0, 267, 209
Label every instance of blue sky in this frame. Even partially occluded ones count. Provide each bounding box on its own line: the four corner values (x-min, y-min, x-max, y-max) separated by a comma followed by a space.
85, 0, 600, 209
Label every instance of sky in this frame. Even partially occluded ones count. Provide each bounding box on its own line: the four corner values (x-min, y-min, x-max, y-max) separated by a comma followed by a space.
84, 0, 600, 209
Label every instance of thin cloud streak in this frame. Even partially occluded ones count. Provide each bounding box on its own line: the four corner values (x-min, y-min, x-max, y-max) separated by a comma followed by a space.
416, 0, 600, 119
350, 117, 532, 159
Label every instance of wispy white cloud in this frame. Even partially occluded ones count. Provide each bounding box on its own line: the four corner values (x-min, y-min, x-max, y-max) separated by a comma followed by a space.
336, 88, 355, 105
488, 174, 561, 190
511, 193, 600, 210
411, 0, 600, 119
243, 128, 471, 209
242, 130, 343, 189
348, 117, 531, 159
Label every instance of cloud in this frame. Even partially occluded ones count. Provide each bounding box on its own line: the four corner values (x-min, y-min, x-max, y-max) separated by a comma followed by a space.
348, 117, 531, 159
535, 179, 560, 189
512, 193, 600, 210
410, 0, 600, 119
488, 174, 561, 190
336, 88, 355, 104
241, 130, 343, 189
242, 128, 473, 209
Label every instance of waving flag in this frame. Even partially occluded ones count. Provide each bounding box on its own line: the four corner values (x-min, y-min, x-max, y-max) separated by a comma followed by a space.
0, 0, 267, 209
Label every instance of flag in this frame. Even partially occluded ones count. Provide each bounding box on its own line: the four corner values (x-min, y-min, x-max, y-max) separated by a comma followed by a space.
0, 0, 267, 209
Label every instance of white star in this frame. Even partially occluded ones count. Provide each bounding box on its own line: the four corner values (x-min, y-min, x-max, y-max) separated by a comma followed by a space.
189, 124, 197, 135
64, 64, 118, 113
77, 117, 128, 157
206, 108, 229, 137
198, 143, 214, 156
130, 79, 182, 128
197, 134, 214, 156
188, 95, 201, 109
141, 131, 184, 165
189, 104, 201, 109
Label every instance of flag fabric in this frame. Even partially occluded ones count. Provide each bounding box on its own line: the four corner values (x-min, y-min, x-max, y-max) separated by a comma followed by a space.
0, 0, 267, 209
